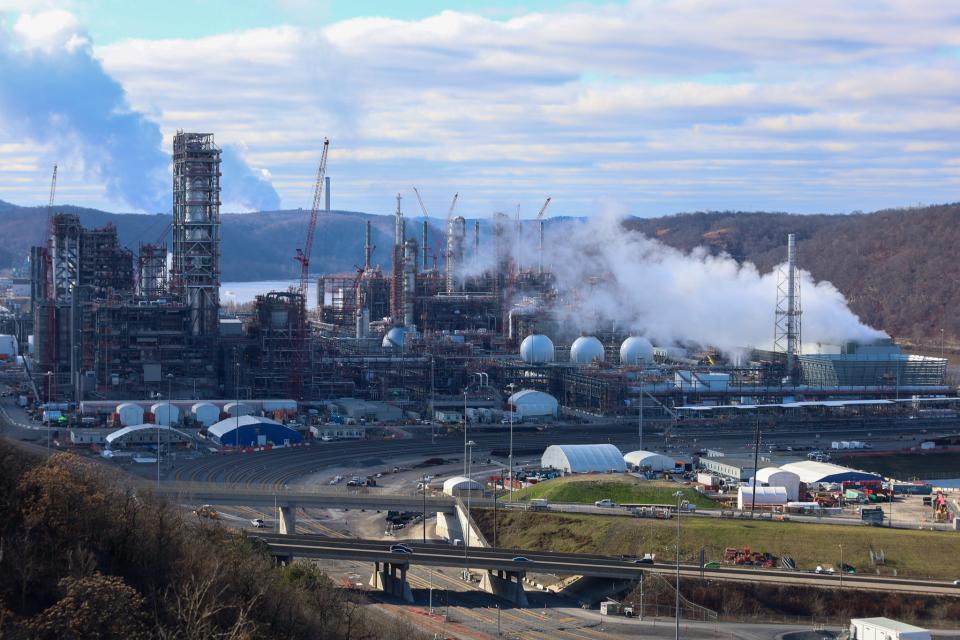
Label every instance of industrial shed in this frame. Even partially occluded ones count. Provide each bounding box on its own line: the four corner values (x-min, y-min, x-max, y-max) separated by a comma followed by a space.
737, 486, 788, 510
508, 389, 558, 418
624, 450, 676, 472
223, 402, 254, 417
442, 476, 483, 496
755, 467, 801, 501
208, 415, 302, 448
780, 460, 881, 484
105, 424, 193, 448
191, 402, 220, 427
542, 444, 626, 474
116, 402, 144, 427
150, 402, 180, 426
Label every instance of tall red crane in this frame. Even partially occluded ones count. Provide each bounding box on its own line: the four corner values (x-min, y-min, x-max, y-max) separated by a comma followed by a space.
290, 139, 329, 400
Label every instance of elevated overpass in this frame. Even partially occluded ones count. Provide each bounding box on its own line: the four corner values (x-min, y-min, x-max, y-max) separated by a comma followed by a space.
252, 533, 960, 602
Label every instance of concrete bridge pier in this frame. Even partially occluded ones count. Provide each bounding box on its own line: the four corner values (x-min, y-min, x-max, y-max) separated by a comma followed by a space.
369, 561, 414, 603
277, 505, 297, 535
480, 569, 528, 606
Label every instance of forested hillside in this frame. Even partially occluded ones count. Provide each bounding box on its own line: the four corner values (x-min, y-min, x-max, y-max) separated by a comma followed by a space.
2, 198, 957, 342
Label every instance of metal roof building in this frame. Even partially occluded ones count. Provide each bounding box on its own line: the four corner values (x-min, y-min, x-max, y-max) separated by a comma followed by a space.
542, 444, 626, 474
779, 460, 881, 484
623, 450, 676, 472
208, 415, 302, 448
508, 389, 559, 418
105, 424, 193, 448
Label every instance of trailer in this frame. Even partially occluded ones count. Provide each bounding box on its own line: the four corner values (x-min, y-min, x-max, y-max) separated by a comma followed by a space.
850, 618, 929, 640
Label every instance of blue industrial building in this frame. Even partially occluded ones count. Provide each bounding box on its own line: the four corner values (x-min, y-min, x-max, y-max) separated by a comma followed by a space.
207, 415, 302, 448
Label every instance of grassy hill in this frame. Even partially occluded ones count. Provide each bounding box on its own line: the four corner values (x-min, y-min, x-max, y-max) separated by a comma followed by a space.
507, 474, 716, 509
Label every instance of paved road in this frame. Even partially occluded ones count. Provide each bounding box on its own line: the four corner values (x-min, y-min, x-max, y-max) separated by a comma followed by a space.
253, 533, 960, 596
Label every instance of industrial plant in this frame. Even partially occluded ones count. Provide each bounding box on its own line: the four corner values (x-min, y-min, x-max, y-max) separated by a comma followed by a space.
1, 133, 950, 430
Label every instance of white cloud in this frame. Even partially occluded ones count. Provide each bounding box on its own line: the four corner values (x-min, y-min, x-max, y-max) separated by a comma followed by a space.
2, 3, 959, 216
13, 9, 88, 52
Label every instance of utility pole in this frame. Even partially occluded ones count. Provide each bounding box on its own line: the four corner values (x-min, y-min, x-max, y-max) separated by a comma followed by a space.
639, 378, 644, 450
751, 410, 761, 518
674, 490, 683, 640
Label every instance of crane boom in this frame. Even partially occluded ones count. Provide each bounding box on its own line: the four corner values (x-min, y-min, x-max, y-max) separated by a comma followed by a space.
47, 164, 58, 210
536, 196, 552, 221
447, 193, 458, 219
412, 187, 429, 217
296, 138, 329, 298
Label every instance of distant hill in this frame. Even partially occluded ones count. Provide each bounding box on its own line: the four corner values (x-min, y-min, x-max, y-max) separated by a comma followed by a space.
2, 199, 957, 343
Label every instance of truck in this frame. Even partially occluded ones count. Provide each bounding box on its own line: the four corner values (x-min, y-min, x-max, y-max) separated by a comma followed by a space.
595, 499, 618, 508
528, 498, 549, 511
849, 617, 930, 640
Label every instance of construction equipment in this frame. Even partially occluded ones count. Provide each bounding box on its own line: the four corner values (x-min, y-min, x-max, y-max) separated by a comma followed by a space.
536, 196, 552, 274
291, 138, 329, 399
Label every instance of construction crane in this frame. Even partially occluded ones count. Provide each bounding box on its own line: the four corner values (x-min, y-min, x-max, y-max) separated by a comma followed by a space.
412, 187, 431, 270
42, 164, 58, 400
291, 138, 329, 400
536, 196, 552, 274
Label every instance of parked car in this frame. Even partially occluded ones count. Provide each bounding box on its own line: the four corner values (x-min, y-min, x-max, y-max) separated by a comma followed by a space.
389, 544, 413, 554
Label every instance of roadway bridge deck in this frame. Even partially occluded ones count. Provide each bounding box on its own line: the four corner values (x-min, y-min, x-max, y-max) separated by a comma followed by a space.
252, 533, 960, 597
152, 482, 457, 513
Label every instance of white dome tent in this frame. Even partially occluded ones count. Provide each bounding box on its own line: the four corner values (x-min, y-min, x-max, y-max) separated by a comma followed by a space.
620, 336, 654, 365
624, 450, 676, 472
570, 336, 605, 364
520, 334, 555, 364
508, 389, 558, 419
442, 476, 483, 496
542, 444, 626, 474
755, 467, 801, 501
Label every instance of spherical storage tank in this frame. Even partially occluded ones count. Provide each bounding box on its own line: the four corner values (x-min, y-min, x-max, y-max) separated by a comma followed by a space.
570, 336, 604, 364
620, 336, 654, 365
382, 327, 408, 350
520, 334, 555, 364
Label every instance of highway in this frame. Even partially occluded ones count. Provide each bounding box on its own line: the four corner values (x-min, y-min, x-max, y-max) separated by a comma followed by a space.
252, 533, 960, 596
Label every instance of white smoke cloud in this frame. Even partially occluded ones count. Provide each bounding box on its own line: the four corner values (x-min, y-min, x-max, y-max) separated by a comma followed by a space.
542, 213, 886, 352
453, 211, 883, 352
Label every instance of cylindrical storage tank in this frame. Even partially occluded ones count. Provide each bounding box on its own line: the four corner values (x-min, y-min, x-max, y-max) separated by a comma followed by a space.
382, 327, 408, 350
620, 336, 654, 365
0, 335, 17, 360
151, 402, 180, 426
520, 334, 555, 364
116, 403, 144, 427
191, 402, 220, 427
224, 402, 254, 417
570, 336, 604, 364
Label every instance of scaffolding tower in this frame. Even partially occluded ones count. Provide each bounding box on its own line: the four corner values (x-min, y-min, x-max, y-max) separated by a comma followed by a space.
773, 233, 802, 377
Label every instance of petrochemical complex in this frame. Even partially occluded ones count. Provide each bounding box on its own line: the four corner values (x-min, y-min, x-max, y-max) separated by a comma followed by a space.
0, 132, 951, 430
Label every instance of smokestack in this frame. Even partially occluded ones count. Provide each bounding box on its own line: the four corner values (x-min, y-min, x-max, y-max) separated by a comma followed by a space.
403, 238, 417, 328
324, 176, 330, 211
364, 220, 372, 270
474, 220, 480, 260
421, 219, 428, 272
394, 193, 403, 247
446, 216, 466, 293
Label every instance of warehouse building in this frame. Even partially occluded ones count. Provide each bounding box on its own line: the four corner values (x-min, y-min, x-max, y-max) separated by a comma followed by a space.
699, 456, 756, 482
207, 415, 302, 448
542, 444, 626, 474
623, 450, 676, 472
508, 389, 558, 419
105, 424, 193, 448
755, 467, 801, 501
780, 460, 881, 484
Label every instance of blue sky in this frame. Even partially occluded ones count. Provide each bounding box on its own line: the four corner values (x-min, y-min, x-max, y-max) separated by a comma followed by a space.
1, 1, 959, 217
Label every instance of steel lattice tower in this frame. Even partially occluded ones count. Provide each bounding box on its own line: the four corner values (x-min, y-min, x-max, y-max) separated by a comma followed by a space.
774, 233, 802, 376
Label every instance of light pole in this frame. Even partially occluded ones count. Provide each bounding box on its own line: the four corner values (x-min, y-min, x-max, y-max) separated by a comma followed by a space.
44, 371, 53, 452
638, 377, 644, 451
507, 382, 515, 503
421, 474, 428, 543
430, 356, 435, 445
462, 390, 468, 477
465, 439, 476, 569
234, 349, 240, 450
673, 490, 683, 640
751, 410, 761, 518
838, 543, 844, 590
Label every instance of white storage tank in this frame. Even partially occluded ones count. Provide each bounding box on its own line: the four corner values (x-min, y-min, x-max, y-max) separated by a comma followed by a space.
520, 334, 555, 364
151, 402, 180, 426
191, 402, 220, 427
0, 334, 17, 360
570, 336, 604, 364
224, 402, 254, 417
620, 336, 654, 365
382, 327, 408, 349
116, 403, 144, 427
